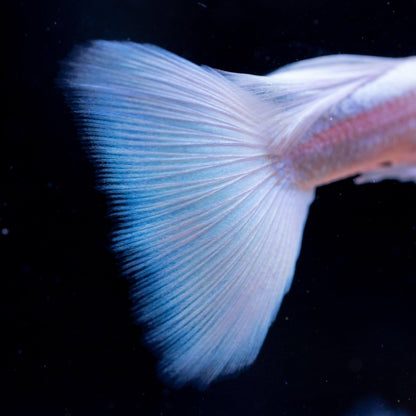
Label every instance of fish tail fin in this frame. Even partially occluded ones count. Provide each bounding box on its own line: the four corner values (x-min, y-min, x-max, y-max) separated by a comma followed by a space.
59, 41, 314, 388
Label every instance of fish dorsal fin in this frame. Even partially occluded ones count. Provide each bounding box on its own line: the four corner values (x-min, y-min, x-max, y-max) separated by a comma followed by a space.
221, 54, 402, 151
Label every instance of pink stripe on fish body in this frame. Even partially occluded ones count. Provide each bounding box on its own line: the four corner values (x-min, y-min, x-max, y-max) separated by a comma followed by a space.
286, 83, 416, 190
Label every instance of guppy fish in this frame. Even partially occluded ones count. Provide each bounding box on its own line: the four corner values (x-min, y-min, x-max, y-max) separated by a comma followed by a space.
60, 41, 416, 389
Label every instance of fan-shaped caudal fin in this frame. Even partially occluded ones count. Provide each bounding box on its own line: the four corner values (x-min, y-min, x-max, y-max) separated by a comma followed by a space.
60, 41, 315, 388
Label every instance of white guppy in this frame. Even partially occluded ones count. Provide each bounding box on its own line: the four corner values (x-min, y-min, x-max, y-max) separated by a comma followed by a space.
60, 41, 416, 389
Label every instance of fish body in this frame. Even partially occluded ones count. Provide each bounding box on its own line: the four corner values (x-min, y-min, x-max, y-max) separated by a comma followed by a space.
225, 54, 416, 189
60, 41, 416, 388
285, 58, 416, 189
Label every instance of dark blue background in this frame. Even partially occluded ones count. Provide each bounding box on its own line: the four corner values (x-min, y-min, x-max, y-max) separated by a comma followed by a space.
4, 0, 416, 415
